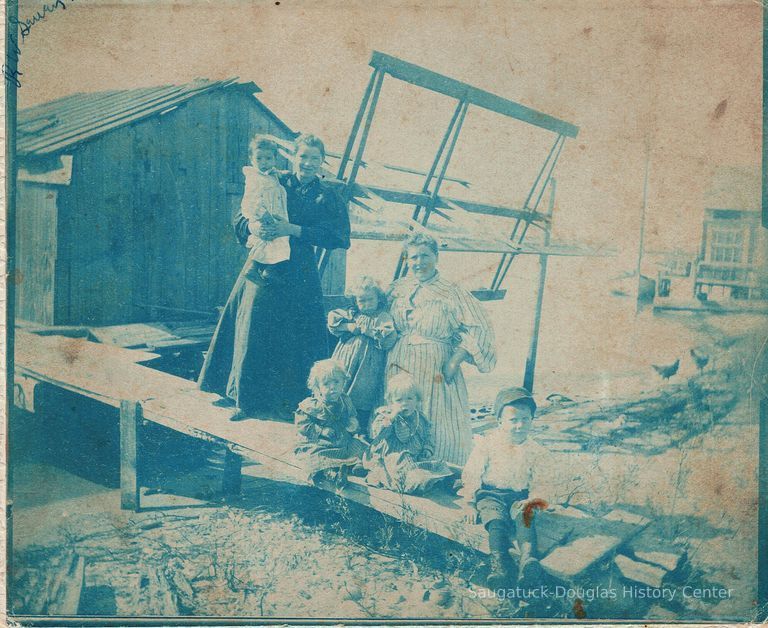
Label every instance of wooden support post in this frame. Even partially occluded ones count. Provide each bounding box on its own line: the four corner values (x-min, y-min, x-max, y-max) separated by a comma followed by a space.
347, 70, 385, 189
395, 99, 467, 279
523, 180, 555, 393
119, 400, 141, 511
221, 448, 243, 496
6, 500, 13, 573
492, 136, 565, 292
492, 135, 564, 291
420, 101, 469, 226
337, 68, 379, 181
635, 138, 650, 314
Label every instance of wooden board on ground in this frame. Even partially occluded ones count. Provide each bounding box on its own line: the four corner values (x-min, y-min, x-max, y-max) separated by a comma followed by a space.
88, 320, 215, 350
540, 535, 623, 580
538, 509, 650, 579
614, 554, 667, 588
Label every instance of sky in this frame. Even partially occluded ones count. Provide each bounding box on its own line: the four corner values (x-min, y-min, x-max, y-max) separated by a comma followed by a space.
10, 0, 765, 389
14, 0, 762, 253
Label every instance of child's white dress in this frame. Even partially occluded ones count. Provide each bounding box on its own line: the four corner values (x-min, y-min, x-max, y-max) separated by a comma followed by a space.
241, 166, 290, 264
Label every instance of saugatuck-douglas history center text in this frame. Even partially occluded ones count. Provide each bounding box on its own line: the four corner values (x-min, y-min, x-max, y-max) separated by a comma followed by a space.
470, 585, 735, 602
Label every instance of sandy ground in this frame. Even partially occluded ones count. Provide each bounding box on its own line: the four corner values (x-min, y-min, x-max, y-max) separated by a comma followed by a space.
8, 308, 766, 621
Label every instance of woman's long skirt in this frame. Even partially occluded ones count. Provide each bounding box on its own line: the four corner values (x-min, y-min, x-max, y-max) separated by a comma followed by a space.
199, 262, 328, 420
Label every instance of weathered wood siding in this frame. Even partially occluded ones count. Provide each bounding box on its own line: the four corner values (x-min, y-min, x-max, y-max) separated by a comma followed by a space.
19, 87, 294, 325
14, 182, 57, 324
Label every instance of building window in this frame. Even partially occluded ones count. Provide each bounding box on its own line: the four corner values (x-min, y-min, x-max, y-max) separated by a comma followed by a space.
708, 227, 745, 264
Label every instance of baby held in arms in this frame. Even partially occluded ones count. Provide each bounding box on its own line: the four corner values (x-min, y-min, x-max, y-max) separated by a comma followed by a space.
241, 135, 290, 265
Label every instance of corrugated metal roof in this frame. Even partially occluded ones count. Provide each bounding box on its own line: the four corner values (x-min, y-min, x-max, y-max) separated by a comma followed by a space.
18, 78, 255, 156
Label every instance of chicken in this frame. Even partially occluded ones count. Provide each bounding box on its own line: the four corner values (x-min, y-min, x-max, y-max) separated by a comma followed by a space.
652, 358, 680, 380
546, 393, 575, 405
690, 348, 710, 373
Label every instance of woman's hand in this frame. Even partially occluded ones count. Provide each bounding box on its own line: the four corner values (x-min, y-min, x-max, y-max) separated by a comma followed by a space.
442, 348, 470, 384
261, 214, 300, 240
257, 219, 276, 241
321, 426, 337, 440
248, 219, 263, 238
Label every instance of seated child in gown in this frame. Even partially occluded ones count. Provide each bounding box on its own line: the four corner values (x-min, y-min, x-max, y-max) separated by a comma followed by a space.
363, 373, 452, 495
294, 359, 367, 485
457, 386, 550, 590
328, 276, 397, 435
241, 135, 290, 265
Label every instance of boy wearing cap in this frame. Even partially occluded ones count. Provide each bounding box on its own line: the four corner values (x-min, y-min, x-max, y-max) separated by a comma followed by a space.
457, 386, 549, 589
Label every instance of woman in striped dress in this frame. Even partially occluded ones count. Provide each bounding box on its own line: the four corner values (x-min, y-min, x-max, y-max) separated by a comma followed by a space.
386, 233, 496, 466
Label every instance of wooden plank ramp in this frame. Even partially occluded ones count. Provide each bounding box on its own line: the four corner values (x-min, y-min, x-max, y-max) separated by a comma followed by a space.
14, 330, 651, 568
13, 330, 488, 551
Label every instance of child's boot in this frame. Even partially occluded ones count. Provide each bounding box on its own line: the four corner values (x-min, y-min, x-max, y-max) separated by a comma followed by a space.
486, 519, 512, 589
487, 551, 510, 590
517, 540, 544, 586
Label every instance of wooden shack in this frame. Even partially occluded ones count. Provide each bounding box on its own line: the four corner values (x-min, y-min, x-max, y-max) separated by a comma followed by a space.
16, 79, 295, 326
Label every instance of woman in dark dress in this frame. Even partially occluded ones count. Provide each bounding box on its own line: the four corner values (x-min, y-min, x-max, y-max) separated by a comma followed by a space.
198, 134, 351, 421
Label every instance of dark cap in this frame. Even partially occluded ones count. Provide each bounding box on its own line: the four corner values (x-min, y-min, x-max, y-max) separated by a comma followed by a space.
493, 386, 537, 418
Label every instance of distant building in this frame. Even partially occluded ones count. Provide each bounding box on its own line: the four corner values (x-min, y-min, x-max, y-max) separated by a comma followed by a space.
15, 79, 295, 326
694, 208, 767, 301
653, 167, 767, 309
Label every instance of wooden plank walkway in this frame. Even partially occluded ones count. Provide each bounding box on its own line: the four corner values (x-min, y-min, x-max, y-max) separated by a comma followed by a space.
13, 330, 654, 573
13, 330, 488, 551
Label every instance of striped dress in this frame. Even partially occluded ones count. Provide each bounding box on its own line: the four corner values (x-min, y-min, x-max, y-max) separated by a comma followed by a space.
328, 307, 397, 417
386, 273, 496, 465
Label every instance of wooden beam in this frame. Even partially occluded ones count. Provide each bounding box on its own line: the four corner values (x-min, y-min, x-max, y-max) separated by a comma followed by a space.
325, 178, 551, 223
336, 68, 378, 181
326, 150, 471, 187
222, 448, 243, 496
119, 400, 141, 511
443, 196, 548, 223
14, 330, 655, 564
523, 179, 555, 393
46, 555, 86, 615
412, 100, 469, 245
369, 51, 579, 138
313, 475, 489, 553
350, 224, 609, 257
347, 70, 385, 188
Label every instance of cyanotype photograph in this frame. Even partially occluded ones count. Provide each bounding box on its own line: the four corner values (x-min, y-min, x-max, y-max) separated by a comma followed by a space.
3, 0, 766, 622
